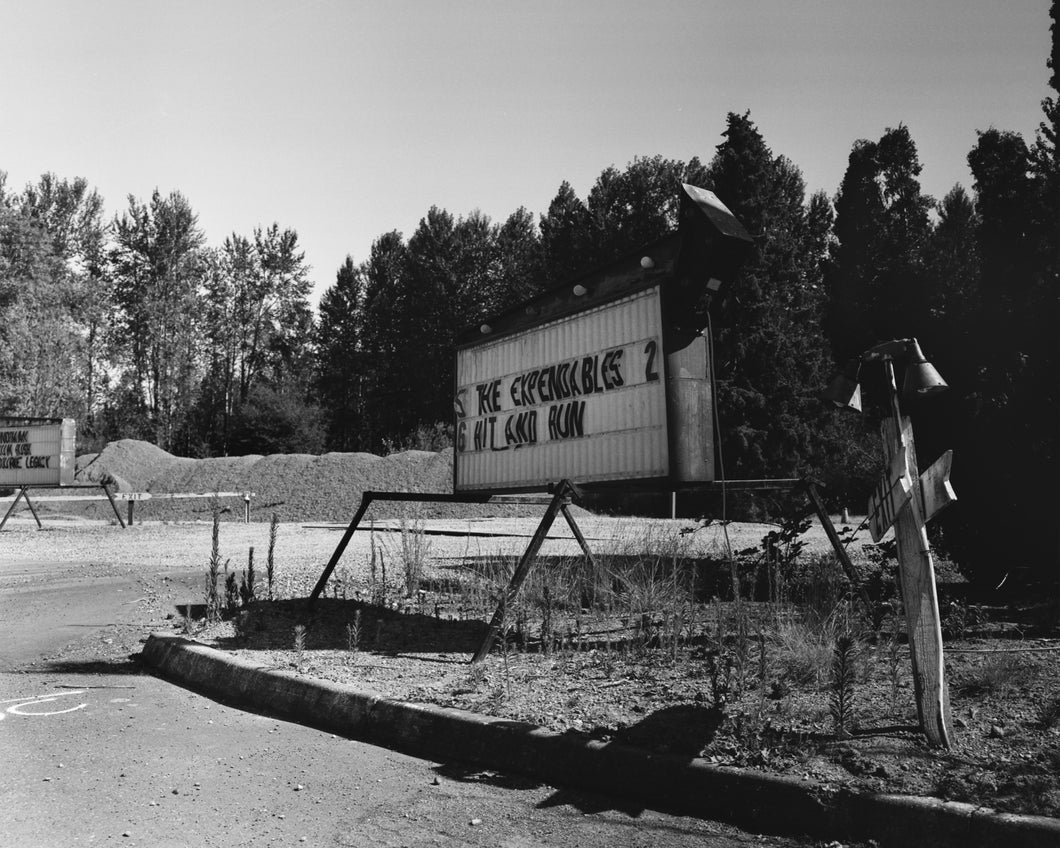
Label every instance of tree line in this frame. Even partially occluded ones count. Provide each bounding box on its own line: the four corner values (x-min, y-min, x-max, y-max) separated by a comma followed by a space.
1, 5, 1056, 587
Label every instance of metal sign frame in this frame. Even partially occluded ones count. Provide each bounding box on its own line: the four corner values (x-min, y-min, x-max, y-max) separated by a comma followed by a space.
452, 183, 754, 496
0, 416, 126, 531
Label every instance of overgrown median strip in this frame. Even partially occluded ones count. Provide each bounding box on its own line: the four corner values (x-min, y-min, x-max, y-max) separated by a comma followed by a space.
141, 633, 1060, 848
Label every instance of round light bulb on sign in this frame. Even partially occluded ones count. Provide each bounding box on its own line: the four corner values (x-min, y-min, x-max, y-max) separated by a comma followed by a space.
572, 284, 588, 297
640, 256, 654, 269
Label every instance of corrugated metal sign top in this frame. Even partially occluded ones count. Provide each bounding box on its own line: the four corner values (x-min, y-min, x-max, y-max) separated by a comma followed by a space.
455, 287, 669, 491
457, 183, 755, 349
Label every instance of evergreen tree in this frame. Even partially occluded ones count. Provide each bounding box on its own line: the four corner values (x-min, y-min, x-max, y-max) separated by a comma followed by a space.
705, 113, 862, 506
492, 207, 542, 308
826, 126, 933, 364
396, 207, 461, 434
358, 230, 409, 449
944, 2, 1060, 588
585, 155, 711, 268
315, 256, 365, 450
538, 181, 592, 286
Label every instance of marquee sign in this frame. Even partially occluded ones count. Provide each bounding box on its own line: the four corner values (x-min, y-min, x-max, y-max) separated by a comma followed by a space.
453, 184, 753, 494
0, 418, 76, 487
456, 286, 669, 491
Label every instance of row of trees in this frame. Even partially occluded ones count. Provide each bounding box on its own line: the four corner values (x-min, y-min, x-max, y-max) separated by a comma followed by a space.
0, 178, 319, 457
1, 5, 1055, 586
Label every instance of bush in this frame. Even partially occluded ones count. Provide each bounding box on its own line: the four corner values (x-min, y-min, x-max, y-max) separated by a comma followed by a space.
228, 385, 325, 455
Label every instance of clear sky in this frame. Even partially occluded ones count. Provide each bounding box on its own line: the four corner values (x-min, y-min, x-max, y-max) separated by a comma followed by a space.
0, 0, 1051, 305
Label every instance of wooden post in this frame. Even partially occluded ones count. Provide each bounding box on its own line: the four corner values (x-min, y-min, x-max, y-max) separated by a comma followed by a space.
881, 359, 953, 748
127, 500, 135, 526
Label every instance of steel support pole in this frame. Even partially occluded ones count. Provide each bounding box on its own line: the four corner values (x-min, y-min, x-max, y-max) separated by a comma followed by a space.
307, 492, 376, 609
471, 482, 572, 663
101, 485, 126, 529
560, 503, 595, 568
802, 480, 876, 625
0, 487, 29, 531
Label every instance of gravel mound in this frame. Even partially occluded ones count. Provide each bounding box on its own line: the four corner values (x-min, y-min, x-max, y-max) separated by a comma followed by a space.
64, 440, 551, 523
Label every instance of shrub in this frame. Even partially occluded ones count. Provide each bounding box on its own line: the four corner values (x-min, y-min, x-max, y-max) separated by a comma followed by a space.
830, 634, 859, 737
399, 519, 430, 597
771, 613, 835, 685
957, 653, 1034, 696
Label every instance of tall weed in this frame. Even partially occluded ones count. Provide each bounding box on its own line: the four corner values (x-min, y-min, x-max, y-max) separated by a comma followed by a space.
399, 519, 430, 597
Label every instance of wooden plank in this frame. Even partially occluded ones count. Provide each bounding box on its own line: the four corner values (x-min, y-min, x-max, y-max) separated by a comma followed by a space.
882, 416, 953, 748
919, 449, 956, 524
867, 446, 913, 542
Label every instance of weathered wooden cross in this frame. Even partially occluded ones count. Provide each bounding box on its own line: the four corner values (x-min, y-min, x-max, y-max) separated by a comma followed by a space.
867, 393, 957, 748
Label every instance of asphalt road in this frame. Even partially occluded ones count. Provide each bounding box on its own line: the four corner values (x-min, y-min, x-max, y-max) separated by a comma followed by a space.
0, 521, 811, 847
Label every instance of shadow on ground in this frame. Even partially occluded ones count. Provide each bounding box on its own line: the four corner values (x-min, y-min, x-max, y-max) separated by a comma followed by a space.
17, 656, 146, 676
428, 706, 727, 820
206, 598, 487, 655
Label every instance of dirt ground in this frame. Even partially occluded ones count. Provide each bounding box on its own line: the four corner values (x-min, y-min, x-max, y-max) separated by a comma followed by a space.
5, 511, 1057, 820
204, 594, 1060, 819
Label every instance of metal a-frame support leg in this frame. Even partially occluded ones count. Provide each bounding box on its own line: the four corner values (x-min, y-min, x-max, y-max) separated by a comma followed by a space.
471, 481, 577, 664
307, 491, 376, 610
560, 503, 595, 569
102, 484, 126, 529
0, 487, 39, 531
22, 487, 42, 528
801, 480, 876, 626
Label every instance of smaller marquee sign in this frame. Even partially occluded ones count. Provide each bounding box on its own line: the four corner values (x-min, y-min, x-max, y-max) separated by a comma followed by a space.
0, 418, 76, 488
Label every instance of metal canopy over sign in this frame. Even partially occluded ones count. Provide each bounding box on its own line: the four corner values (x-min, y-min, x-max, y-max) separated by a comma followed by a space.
0, 418, 76, 487
453, 184, 753, 495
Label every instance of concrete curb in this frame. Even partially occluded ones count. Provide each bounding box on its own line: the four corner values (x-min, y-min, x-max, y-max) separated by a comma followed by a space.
140, 633, 1060, 848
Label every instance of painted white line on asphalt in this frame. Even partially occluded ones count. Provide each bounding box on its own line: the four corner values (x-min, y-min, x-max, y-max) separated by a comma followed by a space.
0, 690, 88, 718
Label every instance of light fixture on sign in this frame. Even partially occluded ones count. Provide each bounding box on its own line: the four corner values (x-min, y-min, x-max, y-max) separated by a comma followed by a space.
572, 284, 588, 297
640, 256, 655, 269
902, 339, 948, 397
480, 323, 492, 335
821, 358, 863, 412
822, 338, 947, 412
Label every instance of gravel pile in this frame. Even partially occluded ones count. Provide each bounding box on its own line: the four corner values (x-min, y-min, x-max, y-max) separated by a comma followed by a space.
65, 439, 547, 523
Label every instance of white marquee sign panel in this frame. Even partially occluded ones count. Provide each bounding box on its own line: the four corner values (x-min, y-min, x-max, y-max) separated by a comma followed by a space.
0, 419, 76, 487
455, 287, 669, 492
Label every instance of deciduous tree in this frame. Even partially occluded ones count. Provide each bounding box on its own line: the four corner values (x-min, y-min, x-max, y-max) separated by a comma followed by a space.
108, 189, 205, 450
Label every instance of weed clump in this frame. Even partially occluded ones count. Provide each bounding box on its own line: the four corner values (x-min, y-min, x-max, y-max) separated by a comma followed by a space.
204, 498, 227, 622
